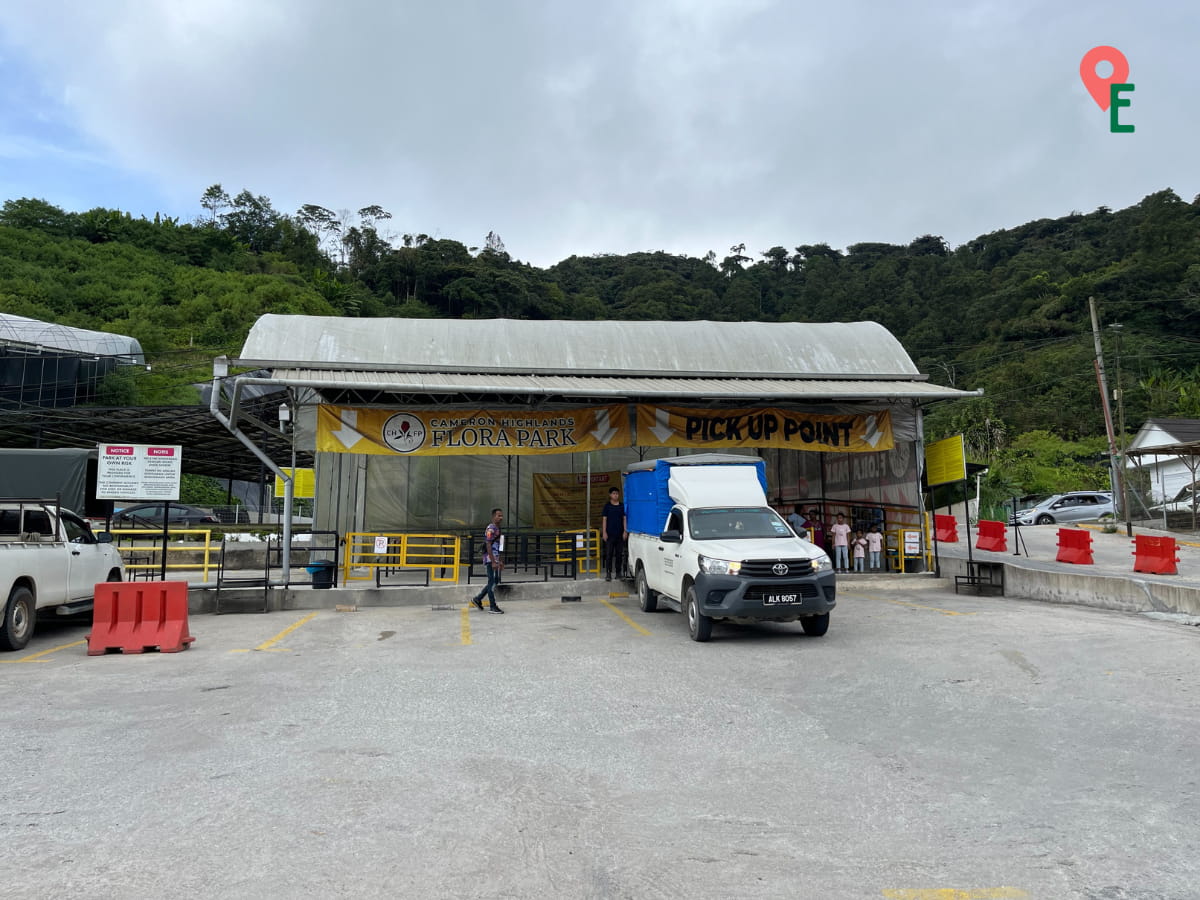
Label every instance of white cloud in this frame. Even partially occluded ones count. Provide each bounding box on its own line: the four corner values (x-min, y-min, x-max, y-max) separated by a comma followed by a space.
0, 0, 1196, 264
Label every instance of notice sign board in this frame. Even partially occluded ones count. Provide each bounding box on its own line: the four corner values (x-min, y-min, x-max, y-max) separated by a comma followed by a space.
274, 467, 316, 499
96, 443, 182, 500
903, 530, 922, 555
924, 434, 967, 487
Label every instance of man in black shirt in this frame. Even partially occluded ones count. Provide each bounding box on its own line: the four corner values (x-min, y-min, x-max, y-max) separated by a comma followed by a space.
601, 487, 627, 582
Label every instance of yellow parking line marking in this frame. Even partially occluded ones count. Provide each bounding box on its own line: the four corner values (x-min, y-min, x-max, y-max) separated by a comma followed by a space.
882, 888, 1027, 899
460, 606, 472, 645
0, 638, 87, 663
598, 598, 651, 635
257, 612, 318, 650
229, 612, 318, 653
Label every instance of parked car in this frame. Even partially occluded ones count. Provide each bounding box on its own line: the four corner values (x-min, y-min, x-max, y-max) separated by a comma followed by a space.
1011, 492, 1114, 526
114, 502, 220, 527
1148, 483, 1198, 516
2, 500, 125, 650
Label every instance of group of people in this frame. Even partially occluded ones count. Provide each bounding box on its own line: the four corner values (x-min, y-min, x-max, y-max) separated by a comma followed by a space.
785, 505, 884, 573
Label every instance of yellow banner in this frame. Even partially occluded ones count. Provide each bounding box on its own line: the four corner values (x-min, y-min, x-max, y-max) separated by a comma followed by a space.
532, 471, 620, 530
635, 406, 893, 452
316, 405, 631, 456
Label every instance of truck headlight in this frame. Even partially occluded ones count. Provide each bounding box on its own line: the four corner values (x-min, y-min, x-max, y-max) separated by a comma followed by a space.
811, 554, 832, 572
698, 555, 741, 575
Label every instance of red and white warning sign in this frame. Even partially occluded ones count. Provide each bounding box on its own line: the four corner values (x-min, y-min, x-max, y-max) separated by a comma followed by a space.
96, 443, 183, 500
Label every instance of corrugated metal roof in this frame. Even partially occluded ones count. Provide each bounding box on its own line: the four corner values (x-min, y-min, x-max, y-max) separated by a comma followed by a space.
262, 368, 974, 401
237, 315, 922, 379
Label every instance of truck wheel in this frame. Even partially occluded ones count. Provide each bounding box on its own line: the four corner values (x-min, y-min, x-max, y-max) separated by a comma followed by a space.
801, 613, 830, 637
1, 585, 36, 651
107, 569, 123, 583
635, 568, 657, 613
686, 585, 712, 642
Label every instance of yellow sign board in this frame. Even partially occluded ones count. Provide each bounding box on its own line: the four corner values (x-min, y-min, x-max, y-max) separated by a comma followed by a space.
274, 467, 316, 498
635, 406, 893, 453
316, 405, 631, 456
925, 434, 967, 486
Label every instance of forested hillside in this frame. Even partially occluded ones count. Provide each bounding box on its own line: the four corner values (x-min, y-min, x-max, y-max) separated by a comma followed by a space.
2, 187, 1199, 495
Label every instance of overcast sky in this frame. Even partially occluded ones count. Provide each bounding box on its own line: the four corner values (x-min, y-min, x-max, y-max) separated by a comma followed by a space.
0, 1, 1195, 267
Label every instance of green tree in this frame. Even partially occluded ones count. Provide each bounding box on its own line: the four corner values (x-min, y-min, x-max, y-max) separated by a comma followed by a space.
200, 184, 231, 226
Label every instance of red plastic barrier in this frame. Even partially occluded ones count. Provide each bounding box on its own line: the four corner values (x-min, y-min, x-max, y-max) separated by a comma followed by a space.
88, 581, 195, 655
975, 519, 1008, 552
934, 514, 959, 543
1056, 528, 1094, 565
1132, 535, 1180, 575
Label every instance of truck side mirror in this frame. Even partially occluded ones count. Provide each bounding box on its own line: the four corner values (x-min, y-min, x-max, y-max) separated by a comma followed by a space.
659, 529, 682, 543
95, 532, 114, 544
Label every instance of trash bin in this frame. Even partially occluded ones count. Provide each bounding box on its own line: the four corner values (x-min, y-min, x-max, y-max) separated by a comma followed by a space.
305, 559, 337, 589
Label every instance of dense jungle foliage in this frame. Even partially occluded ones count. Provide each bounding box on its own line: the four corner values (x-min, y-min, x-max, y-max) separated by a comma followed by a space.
2, 186, 1199, 500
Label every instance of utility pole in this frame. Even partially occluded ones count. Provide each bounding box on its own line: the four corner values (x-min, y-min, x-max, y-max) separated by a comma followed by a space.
1111, 323, 1132, 535
1089, 297, 1123, 517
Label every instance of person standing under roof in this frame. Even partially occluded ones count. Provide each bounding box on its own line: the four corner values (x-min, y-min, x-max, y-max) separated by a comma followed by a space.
601, 487, 627, 582
830, 512, 851, 573
786, 504, 807, 537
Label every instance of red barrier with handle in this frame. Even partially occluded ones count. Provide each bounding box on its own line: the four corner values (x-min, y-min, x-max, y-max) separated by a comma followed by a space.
1056, 528, 1094, 565
1132, 535, 1180, 575
934, 514, 958, 543
975, 520, 1007, 552
88, 581, 195, 655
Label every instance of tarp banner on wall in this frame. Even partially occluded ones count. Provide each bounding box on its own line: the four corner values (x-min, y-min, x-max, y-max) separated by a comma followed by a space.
635, 406, 893, 453
532, 471, 621, 530
316, 405, 632, 456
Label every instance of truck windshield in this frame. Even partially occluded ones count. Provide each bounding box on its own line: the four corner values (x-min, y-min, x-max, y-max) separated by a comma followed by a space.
689, 507, 793, 540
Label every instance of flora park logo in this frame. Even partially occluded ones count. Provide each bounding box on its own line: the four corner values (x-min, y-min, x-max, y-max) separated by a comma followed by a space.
1080, 46, 1134, 133
382, 413, 427, 453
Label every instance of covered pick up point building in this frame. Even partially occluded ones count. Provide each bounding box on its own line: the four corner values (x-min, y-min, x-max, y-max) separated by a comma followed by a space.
211, 315, 974, 540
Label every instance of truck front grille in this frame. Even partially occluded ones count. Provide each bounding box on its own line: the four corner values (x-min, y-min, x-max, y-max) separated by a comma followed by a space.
740, 558, 814, 578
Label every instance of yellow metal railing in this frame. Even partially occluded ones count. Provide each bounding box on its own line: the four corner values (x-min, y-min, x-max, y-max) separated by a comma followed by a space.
112, 528, 216, 582
342, 532, 461, 584
556, 527, 601, 574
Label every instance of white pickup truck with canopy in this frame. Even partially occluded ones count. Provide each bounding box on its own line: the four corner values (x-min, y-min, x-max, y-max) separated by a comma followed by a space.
624, 455, 836, 642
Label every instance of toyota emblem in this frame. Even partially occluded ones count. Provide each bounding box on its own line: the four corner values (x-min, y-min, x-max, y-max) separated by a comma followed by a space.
772, 563, 789, 576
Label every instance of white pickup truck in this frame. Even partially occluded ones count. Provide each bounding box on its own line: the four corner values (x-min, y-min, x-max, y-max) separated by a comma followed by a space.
1, 500, 125, 651
624, 455, 836, 642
